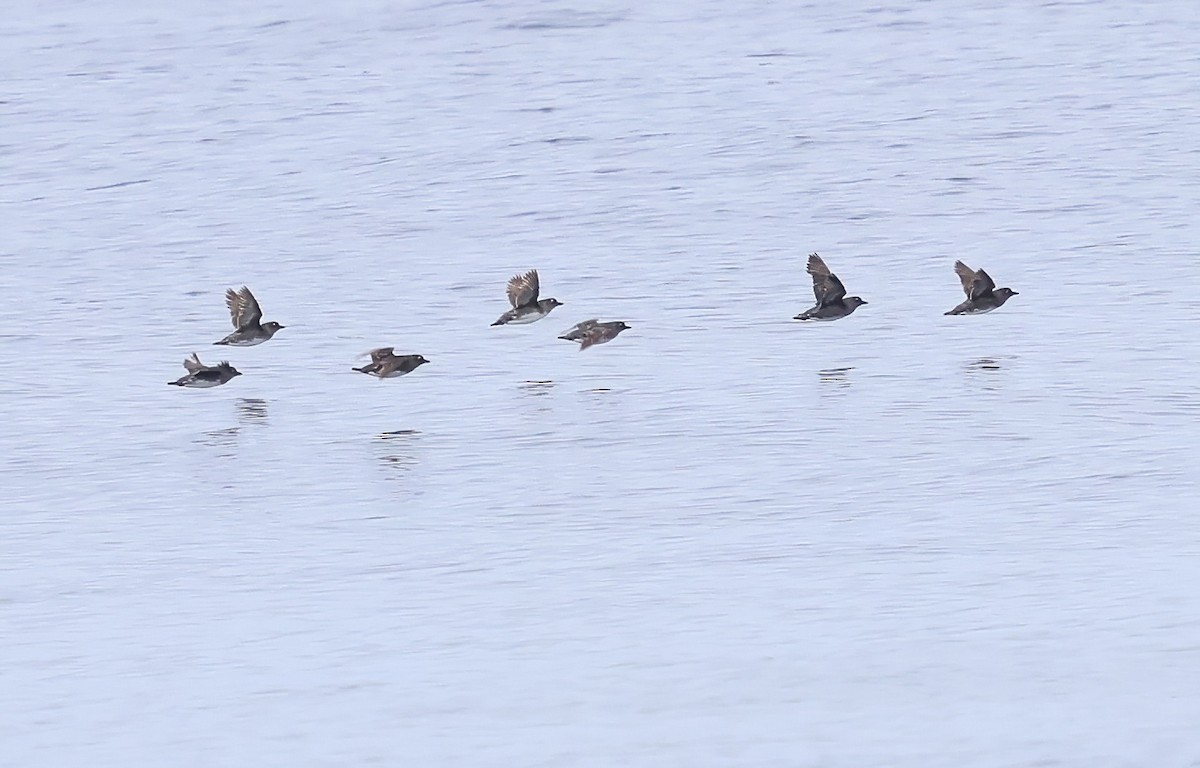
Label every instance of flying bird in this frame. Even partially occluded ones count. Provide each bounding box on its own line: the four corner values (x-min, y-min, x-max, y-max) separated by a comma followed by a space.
168, 353, 242, 388
945, 261, 1018, 315
214, 286, 285, 346
491, 269, 563, 326
352, 347, 430, 379
558, 319, 631, 350
793, 253, 868, 321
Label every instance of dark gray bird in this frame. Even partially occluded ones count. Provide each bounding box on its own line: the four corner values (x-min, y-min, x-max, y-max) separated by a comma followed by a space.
558, 319, 631, 350
945, 261, 1018, 315
352, 347, 430, 379
491, 269, 563, 326
214, 286, 285, 346
169, 353, 242, 388
793, 253, 868, 321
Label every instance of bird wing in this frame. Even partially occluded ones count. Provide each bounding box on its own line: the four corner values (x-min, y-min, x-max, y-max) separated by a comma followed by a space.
561, 319, 598, 338
183, 353, 206, 372
224, 288, 243, 328
807, 253, 846, 305
368, 347, 395, 363
971, 268, 997, 298
954, 261, 994, 299
578, 327, 615, 350
237, 286, 263, 327
374, 357, 401, 377
506, 269, 540, 308
226, 286, 263, 329
578, 330, 600, 350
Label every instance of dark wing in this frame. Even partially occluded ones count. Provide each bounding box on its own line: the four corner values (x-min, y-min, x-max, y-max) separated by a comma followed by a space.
183, 353, 205, 373
225, 286, 262, 328
506, 269, 540, 308
953, 261, 994, 299
368, 347, 395, 363
807, 252, 846, 305
578, 330, 601, 350
224, 288, 243, 328
564, 319, 597, 333
561, 319, 598, 337
237, 286, 263, 327
372, 358, 399, 377
971, 268, 997, 298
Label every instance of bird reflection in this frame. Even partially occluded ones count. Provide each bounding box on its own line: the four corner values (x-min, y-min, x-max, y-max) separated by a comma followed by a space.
236, 398, 269, 423
196, 426, 240, 457
818, 367, 854, 389
520, 380, 555, 395
964, 357, 1009, 391
377, 429, 421, 478
193, 400, 268, 458
966, 357, 1003, 372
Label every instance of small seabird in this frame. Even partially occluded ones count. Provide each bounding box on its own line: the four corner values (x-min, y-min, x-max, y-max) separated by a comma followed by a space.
793, 252, 868, 321
558, 319, 631, 350
945, 261, 1018, 315
214, 286, 285, 346
490, 269, 563, 326
168, 353, 241, 388
352, 348, 430, 379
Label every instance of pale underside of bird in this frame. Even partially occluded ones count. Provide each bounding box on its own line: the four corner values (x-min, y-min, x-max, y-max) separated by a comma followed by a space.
491, 269, 562, 326
558, 319, 631, 350
352, 347, 430, 379
169, 352, 241, 387
945, 261, 1018, 315
215, 286, 285, 346
794, 252, 867, 321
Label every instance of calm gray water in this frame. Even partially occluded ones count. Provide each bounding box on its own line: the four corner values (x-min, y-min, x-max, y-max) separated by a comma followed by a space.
3, 0, 1200, 764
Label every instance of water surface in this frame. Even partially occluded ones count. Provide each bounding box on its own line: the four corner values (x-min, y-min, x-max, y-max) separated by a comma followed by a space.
3, 1, 1200, 765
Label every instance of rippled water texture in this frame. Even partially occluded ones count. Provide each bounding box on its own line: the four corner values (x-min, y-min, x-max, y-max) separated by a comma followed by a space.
3, 1, 1200, 764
